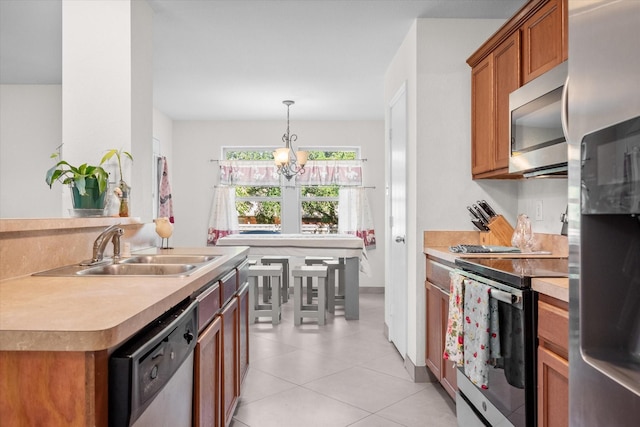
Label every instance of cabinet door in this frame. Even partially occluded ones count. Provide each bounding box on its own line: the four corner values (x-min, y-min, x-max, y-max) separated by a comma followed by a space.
493, 31, 521, 171
537, 346, 569, 427
194, 316, 222, 427
425, 281, 442, 379
220, 299, 239, 427
439, 288, 457, 399
471, 55, 495, 176
522, 0, 566, 84
236, 282, 250, 384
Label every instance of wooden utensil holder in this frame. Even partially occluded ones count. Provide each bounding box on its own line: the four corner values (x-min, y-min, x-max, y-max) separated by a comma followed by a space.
479, 215, 514, 246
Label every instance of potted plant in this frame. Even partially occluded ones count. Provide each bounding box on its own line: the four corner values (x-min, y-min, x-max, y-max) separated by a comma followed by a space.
100, 148, 133, 217
45, 154, 110, 210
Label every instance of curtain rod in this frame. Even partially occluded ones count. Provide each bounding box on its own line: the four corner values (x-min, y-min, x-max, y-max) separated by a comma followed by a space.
215, 184, 376, 189
209, 158, 368, 162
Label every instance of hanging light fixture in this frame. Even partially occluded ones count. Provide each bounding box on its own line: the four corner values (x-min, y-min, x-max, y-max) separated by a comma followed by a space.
274, 100, 307, 180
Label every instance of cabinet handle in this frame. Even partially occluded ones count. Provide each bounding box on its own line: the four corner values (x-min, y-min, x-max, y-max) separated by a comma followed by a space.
561, 76, 570, 139
395, 236, 405, 243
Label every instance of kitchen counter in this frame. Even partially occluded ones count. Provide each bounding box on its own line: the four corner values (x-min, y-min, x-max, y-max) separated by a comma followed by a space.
0, 246, 249, 352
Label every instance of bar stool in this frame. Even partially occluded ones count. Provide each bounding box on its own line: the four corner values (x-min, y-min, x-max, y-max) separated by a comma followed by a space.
292, 265, 328, 326
261, 255, 290, 303
304, 256, 334, 304
323, 258, 345, 314
247, 264, 282, 325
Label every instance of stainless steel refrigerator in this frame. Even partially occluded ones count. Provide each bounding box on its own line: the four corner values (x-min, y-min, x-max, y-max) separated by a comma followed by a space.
567, 1, 640, 426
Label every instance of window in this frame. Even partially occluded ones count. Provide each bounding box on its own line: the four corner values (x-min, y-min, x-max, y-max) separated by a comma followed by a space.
222, 148, 359, 234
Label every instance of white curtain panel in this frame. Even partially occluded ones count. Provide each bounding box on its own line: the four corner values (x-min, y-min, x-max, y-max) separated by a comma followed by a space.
338, 187, 376, 249
219, 160, 363, 186
207, 186, 239, 246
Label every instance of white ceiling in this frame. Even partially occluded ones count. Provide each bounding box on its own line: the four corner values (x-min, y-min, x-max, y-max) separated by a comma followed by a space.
0, 0, 526, 120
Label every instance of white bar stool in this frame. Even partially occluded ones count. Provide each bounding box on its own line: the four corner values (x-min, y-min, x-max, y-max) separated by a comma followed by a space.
323, 258, 345, 314
304, 256, 334, 304
261, 255, 291, 303
292, 265, 328, 326
248, 264, 282, 325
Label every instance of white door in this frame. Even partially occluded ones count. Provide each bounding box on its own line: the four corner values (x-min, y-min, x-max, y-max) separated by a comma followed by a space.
388, 83, 408, 357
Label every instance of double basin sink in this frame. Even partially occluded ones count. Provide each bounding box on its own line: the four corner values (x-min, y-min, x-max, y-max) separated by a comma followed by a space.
34, 255, 219, 277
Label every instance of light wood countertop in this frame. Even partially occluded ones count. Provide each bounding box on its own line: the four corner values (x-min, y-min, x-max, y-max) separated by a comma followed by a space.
532, 277, 568, 303
0, 246, 248, 352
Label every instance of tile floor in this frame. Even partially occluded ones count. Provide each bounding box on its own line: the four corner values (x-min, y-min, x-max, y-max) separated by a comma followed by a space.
232, 292, 457, 427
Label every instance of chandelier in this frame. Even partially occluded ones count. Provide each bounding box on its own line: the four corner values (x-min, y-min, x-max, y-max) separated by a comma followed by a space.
273, 100, 307, 180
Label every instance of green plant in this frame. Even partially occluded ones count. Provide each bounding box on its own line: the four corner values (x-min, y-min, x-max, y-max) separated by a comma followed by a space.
100, 148, 133, 185
45, 153, 109, 196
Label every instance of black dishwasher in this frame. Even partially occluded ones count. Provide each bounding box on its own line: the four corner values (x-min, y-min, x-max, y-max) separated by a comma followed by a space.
109, 298, 198, 427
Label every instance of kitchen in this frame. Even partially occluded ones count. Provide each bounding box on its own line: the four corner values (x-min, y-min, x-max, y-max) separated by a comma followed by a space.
1, 0, 638, 426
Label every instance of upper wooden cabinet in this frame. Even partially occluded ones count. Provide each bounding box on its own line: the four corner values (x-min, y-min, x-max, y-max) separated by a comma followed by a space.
467, 0, 567, 179
522, 0, 568, 84
471, 32, 520, 177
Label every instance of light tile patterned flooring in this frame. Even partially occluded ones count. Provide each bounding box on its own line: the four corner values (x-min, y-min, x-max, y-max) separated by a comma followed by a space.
231, 292, 457, 427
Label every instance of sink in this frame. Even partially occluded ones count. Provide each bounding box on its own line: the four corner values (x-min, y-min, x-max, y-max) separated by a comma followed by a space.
77, 263, 196, 276
120, 255, 218, 264
33, 253, 219, 277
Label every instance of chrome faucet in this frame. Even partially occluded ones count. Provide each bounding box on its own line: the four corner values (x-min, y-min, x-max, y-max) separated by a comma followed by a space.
82, 224, 124, 265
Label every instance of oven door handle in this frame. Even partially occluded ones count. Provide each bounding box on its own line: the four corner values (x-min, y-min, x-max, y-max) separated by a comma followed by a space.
490, 287, 521, 305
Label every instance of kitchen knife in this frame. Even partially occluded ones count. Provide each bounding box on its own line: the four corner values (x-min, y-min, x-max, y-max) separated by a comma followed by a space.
479, 200, 497, 218
475, 202, 494, 224
473, 204, 491, 224
472, 219, 490, 231
467, 205, 482, 222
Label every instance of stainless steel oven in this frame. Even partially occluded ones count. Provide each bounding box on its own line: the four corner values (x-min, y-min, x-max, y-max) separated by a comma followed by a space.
453, 258, 568, 427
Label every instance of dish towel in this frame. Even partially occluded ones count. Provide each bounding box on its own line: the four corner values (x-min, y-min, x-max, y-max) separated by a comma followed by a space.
463, 278, 493, 389
443, 271, 465, 366
158, 157, 174, 223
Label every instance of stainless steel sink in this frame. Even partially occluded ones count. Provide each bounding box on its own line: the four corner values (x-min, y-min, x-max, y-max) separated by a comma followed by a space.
120, 255, 218, 264
77, 263, 196, 276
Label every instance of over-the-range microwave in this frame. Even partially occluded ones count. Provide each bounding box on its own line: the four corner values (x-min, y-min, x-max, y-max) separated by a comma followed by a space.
509, 61, 568, 177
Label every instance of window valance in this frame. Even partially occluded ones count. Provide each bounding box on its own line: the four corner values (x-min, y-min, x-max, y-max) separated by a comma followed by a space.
219, 160, 363, 186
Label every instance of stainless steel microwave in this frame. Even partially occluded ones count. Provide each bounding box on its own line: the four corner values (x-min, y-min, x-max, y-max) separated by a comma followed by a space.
509, 61, 568, 177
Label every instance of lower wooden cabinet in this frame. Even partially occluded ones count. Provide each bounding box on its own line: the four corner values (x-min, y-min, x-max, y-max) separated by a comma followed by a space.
221, 297, 240, 427
425, 257, 457, 399
194, 316, 222, 427
537, 295, 569, 427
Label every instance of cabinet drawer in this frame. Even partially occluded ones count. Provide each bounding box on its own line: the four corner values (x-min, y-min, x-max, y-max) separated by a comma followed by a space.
196, 282, 220, 332
236, 259, 249, 288
220, 270, 238, 307
426, 259, 453, 292
538, 299, 569, 355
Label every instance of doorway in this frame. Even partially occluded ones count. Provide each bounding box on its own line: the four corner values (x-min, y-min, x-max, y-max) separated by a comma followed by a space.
387, 83, 408, 357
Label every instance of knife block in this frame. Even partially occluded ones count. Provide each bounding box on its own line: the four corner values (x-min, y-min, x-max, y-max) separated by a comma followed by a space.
479, 215, 514, 246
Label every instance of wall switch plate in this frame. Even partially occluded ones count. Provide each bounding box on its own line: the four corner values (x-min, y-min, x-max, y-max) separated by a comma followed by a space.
535, 200, 544, 221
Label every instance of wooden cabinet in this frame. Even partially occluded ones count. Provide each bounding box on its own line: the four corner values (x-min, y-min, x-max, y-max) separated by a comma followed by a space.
471, 32, 521, 177
425, 257, 457, 399
522, 0, 567, 84
537, 294, 569, 427
220, 297, 240, 427
194, 316, 222, 427
0, 350, 108, 426
467, 0, 567, 179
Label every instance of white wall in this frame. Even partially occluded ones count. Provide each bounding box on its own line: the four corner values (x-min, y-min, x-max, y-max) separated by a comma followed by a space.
385, 18, 521, 367
171, 120, 385, 287
517, 178, 568, 235
0, 85, 63, 218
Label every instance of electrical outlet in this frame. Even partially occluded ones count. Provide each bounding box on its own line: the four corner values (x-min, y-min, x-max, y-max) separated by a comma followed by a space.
535, 200, 544, 221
